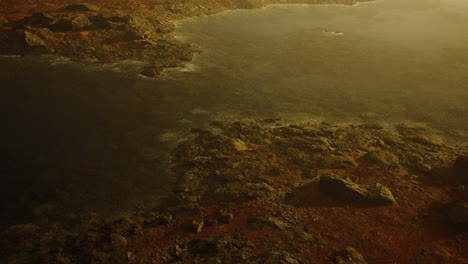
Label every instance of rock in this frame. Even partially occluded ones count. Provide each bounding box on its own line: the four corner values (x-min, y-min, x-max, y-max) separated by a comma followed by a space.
326, 155, 358, 169
23, 13, 56, 27
0, 17, 8, 27
140, 65, 164, 77
50, 15, 91, 31
71, 15, 92, 30
218, 209, 234, 224
333, 247, 367, 264
187, 218, 204, 233
63, 3, 100, 12
110, 233, 127, 248
91, 13, 127, 29
111, 217, 141, 235
320, 174, 396, 205
232, 138, 248, 151
268, 217, 290, 230
187, 238, 219, 256
11, 30, 47, 49
362, 150, 400, 168
454, 155, 468, 184
125, 14, 155, 40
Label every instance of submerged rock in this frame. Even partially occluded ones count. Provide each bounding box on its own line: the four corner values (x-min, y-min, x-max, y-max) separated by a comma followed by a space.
320, 174, 396, 205
333, 247, 367, 264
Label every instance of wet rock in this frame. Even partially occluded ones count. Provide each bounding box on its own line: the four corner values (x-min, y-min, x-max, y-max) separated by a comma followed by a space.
187, 218, 204, 233
252, 250, 300, 264
0, 17, 8, 27
140, 65, 164, 77
454, 155, 468, 184
333, 247, 367, 264
218, 209, 234, 224
11, 30, 47, 49
23, 13, 56, 27
63, 3, 100, 12
187, 238, 219, 256
362, 150, 400, 168
320, 174, 396, 205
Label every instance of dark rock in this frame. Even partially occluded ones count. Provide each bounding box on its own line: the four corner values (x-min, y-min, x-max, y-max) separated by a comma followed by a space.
50, 15, 91, 31
333, 247, 367, 264
362, 150, 400, 168
0, 17, 8, 27
454, 155, 468, 184
110, 217, 141, 235
91, 13, 127, 29
63, 3, 100, 12
320, 174, 396, 205
218, 209, 234, 224
186, 218, 204, 233
23, 13, 56, 27
50, 18, 73, 31
187, 238, 219, 256
10, 30, 47, 49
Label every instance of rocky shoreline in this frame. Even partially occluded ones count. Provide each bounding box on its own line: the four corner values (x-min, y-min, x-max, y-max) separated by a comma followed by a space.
2, 121, 467, 263
1, 0, 369, 77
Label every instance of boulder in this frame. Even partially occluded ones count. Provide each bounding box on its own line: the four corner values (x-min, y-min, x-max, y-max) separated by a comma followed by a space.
320, 174, 396, 205
362, 150, 400, 168
0, 17, 8, 27
23, 13, 56, 27
454, 155, 468, 184
186, 218, 204, 233
63, 3, 100, 12
50, 15, 91, 31
333, 247, 367, 264
10, 30, 47, 49
71, 14, 92, 30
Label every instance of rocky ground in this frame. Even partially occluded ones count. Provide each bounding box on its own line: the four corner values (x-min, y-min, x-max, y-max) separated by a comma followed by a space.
2, 121, 467, 263
0, 0, 369, 77
1, 0, 468, 263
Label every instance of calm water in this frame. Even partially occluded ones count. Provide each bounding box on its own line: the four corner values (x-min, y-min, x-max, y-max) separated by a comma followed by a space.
1, 0, 467, 223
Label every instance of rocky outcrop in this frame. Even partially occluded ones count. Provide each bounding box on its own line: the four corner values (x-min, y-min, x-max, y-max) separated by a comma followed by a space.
320, 174, 396, 205
333, 247, 367, 264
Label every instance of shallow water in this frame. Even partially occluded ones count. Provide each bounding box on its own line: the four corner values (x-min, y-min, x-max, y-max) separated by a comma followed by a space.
1, 0, 468, 224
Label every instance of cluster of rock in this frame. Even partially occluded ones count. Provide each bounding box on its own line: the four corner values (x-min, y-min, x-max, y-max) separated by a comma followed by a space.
2, 120, 466, 263
0, 3, 194, 76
